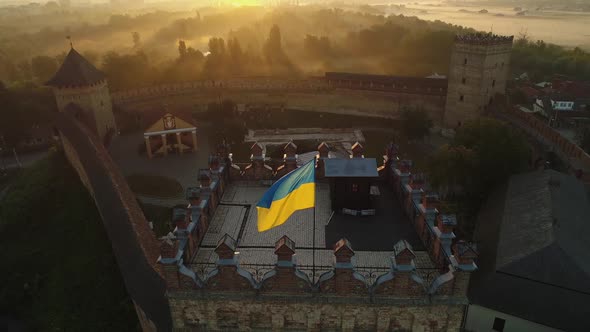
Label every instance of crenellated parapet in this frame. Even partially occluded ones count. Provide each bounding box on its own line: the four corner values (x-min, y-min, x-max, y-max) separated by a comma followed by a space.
205, 235, 258, 292
381, 143, 478, 297
243, 142, 274, 180
160, 232, 476, 301
373, 240, 425, 298
318, 239, 368, 296
259, 236, 313, 294
275, 142, 298, 179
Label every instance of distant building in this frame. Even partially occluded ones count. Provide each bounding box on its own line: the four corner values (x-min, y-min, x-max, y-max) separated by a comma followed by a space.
46, 48, 117, 144
467, 170, 590, 332
142, 110, 198, 159
444, 33, 514, 127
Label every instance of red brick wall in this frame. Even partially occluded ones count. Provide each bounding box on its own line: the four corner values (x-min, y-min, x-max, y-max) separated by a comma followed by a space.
56, 112, 171, 331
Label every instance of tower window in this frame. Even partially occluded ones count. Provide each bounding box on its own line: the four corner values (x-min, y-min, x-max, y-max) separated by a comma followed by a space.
492, 317, 505, 332
460, 95, 464, 102
492, 80, 496, 87
462, 78, 466, 84
464, 58, 468, 65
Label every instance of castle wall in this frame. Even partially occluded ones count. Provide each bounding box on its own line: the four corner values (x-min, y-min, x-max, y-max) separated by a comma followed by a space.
168, 296, 465, 331
53, 80, 117, 140
444, 39, 513, 127
56, 112, 171, 331
110, 79, 446, 121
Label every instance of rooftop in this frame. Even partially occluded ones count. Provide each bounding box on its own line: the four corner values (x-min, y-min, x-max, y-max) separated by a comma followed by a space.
472, 170, 590, 330
324, 158, 379, 177
190, 182, 431, 283
46, 48, 105, 87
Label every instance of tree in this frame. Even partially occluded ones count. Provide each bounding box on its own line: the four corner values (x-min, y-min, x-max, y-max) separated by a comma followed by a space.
101, 51, 157, 90
429, 118, 530, 199
178, 40, 187, 59
132, 32, 141, 49
206, 100, 247, 146
399, 108, 433, 142
31, 56, 58, 83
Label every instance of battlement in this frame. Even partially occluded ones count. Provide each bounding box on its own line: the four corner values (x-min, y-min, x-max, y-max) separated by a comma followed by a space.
160, 140, 477, 299
455, 33, 514, 46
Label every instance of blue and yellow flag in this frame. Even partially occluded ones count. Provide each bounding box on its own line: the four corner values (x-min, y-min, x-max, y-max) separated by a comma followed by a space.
256, 159, 315, 232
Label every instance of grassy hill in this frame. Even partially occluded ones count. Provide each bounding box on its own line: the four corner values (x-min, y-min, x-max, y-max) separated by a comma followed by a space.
0, 152, 138, 331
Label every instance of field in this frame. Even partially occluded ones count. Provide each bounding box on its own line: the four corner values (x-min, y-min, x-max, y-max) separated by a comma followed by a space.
394, 1, 590, 49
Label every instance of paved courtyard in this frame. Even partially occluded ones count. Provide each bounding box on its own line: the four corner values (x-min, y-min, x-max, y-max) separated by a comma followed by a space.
109, 127, 211, 198
190, 181, 435, 284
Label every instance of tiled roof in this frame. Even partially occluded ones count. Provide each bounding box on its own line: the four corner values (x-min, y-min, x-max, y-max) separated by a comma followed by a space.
471, 170, 590, 330
46, 48, 105, 87
324, 158, 378, 177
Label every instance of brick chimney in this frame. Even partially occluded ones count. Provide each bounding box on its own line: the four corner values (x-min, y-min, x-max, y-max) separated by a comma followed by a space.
283, 142, 297, 172
209, 155, 220, 172
284, 141, 297, 159
275, 235, 296, 263
393, 239, 416, 267
199, 170, 211, 187
450, 241, 478, 296
434, 214, 457, 262
385, 142, 398, 161
158, 233, 180, 289
398, 160, 412, 174
453, 241, 478, 266
437, 214, 457, 235
318, 142, 330, 159
351, 142, 364, 158
373, 239, 423, 297
159, 233, 178, 260
319, 239, 367, 295
316, 142, 330, 179
216, 140, 230, 159
409, 173, 426, 190
250, 142, 264, 160
421, 192, 440, 211
333, 238, 355, 264
208, 234, 258, 292
172, 207, 189, 231
215, 234, 237, 260
186, 187, 201, 207
260, 235, 312, 294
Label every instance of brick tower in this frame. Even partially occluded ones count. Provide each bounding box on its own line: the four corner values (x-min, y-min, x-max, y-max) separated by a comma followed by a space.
444, 33, 513, 128
47, 47, 117, 142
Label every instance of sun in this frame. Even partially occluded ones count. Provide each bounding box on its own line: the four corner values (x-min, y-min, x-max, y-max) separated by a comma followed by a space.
231, 0, 261, 6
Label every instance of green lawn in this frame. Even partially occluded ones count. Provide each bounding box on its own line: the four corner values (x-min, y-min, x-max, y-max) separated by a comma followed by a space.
138, 202, 173, 237
0, 153, 138, 331
126, 174, 183, 198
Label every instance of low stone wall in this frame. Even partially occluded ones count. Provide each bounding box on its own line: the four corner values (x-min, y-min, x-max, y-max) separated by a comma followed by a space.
161, 143, 477, 331
169, 297, 465, 331
56, 112, 172, 331
111, 78, 447, 121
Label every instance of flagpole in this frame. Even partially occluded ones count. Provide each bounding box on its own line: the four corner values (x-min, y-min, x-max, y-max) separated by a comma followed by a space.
312, 157, 316, 282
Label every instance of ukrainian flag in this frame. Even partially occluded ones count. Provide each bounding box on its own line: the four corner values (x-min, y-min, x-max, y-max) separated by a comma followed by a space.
256, 159, 315, 232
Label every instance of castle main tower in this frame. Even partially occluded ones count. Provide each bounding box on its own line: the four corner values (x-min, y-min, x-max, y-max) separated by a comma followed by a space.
47, 47, 117, 142
444, 33, 513, 127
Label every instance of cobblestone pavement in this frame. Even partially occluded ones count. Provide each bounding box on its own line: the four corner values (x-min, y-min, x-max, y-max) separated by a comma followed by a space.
109, 127, 211, 194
